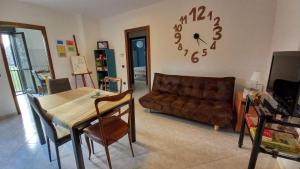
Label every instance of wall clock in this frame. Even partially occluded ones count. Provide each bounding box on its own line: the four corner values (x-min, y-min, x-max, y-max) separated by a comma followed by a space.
136, 40, 144, 48
173, 5, 223, 63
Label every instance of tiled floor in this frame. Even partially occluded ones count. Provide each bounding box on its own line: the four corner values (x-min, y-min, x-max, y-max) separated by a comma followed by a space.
0, 82, 284, 169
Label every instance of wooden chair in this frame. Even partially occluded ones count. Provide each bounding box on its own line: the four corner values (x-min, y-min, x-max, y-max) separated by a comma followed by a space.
27, 94, 71, 169
90, 77, 122, 153
49, 78, 71, 94
31, 70, 47, 95
102, 77, 122, 93
84, 89, 134, 169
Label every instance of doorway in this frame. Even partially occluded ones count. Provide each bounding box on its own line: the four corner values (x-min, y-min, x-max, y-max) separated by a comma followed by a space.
125, 26, 151, 93
0, 21, 54, 115
1, 33, 37, 94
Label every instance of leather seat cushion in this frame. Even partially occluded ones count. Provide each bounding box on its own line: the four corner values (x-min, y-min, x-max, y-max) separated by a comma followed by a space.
140, 93, 233, 127
83, 116, 129, 145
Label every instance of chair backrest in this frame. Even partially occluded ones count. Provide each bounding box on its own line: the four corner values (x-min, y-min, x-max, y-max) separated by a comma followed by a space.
94, 89, 133, 143
31, 70, 44, 86
27, 94, 58, 141
49, 78, 71, 94
103, 76, 122, 93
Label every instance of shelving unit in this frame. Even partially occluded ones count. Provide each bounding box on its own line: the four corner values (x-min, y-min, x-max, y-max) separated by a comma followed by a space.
94, 49, 117, 91
238, 95, 300, 169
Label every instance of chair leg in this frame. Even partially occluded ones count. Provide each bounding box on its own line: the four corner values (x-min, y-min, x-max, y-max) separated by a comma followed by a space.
46, 137, 51, 162
128, 134, 134, 157
104, 146, 112, 169
84, 135, 91, 160
55, 144, 61, 169
91, 140, 95, 154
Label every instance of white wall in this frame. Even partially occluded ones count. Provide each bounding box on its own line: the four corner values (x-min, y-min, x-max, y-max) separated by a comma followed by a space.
0, 0, 98, 115
16, 28, 50, 71
98, 0, 276, 91
0, 47, 17, 115
79, 15, 102, 87
271, 0, 300, 51
271, 0, 300, 168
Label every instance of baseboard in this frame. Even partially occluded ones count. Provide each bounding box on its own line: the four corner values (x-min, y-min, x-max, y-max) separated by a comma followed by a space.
277, 159, 286, 169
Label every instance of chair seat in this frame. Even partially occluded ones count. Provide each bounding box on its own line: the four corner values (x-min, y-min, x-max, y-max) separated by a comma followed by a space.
84, 116, 129, 145
55, 125, 70, 139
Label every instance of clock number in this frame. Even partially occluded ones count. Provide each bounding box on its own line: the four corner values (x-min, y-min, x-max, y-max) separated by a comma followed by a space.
191, 51, 199, 63
202, 49, 207, 57
184, 49, 189, 56
189, 7, 197, 21
174, 33, 182, 44
178, 43, 183, 51
214, 17, 220, 27
213, 26, 222, 40
210, 41, 216, 50
189, 6, 207, 21
180, 15, 187, 25
197, 6, 206, 21
173, 24, 182, 32
207, 11, 213, 20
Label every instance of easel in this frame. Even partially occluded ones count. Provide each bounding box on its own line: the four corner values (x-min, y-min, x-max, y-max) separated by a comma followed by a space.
72, 35, 95, 88
72, 71, 95, 88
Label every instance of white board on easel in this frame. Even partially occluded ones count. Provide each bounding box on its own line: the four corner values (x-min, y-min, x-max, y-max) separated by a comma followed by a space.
70, 56, 88, 75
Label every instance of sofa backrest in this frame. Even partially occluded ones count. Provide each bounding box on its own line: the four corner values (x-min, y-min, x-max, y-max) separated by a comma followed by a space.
152, 73, 235, 102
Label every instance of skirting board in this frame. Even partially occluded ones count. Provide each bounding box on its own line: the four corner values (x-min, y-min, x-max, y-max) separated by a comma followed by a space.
277, 159, 286, 169
277, 158, 300, 169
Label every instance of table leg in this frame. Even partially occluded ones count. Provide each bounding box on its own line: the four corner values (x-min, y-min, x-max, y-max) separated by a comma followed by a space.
71, 127, 85, 169
130, 98, 136, 142
238, 116, 246, 148
239, 96, 251, 148
31, 107, 45, 145
247, 117, 265, 169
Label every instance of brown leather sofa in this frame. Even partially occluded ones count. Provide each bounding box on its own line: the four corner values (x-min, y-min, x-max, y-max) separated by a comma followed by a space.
139, 73, 235, 128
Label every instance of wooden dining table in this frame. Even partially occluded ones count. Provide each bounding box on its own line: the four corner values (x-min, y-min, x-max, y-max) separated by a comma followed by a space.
35, 87, 136, 169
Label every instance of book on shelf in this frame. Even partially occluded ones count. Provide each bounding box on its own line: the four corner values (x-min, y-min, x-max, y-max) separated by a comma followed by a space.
246, 114, 300, 156
246, 114, 299, 138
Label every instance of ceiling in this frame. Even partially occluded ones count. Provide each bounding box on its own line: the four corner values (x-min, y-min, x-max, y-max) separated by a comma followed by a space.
18, 0, 164, 18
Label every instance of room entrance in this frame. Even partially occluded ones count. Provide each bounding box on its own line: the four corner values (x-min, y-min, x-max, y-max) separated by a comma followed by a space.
125, 26, 151, 93
0, 21, 55, 115
1, 33, 37, 94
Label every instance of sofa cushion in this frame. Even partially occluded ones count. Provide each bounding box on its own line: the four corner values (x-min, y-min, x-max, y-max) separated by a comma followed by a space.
174, 98, 232, 127
152, 74, 181, 94
202, 78, 235, 102
140, 92, 233, 127
152, 73, 235, 102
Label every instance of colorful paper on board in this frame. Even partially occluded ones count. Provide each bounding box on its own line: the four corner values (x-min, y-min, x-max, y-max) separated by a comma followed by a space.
57, 40, 64, 45
66, 40, 74, 45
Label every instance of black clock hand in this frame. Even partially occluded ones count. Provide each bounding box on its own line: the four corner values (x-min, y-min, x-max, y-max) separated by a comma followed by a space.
193, 33, 201, 46
198, 37, 207, 45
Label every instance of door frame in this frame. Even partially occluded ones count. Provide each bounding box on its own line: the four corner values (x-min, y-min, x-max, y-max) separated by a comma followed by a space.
124, 26, 151, 91
0, 21, 55, 114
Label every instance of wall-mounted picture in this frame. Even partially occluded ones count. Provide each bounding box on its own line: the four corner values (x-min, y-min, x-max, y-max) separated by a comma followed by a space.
97, 41, 109, 49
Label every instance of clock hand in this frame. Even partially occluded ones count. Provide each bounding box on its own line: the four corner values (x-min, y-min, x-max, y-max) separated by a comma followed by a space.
193, 33, 200, 46
198, 37, 207, 45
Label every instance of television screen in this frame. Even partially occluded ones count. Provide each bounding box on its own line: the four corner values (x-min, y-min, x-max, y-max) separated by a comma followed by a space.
267, 51, 300, 116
